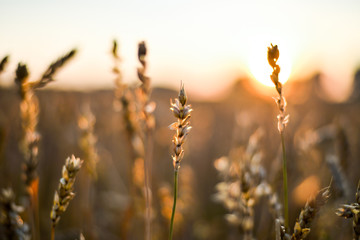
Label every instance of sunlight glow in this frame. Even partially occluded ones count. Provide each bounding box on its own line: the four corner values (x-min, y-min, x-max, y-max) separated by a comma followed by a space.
247, 41, 293, 88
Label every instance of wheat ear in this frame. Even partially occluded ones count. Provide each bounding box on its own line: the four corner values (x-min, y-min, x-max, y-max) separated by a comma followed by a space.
291, 185, 331, 240
0, 188, 30, 240
50, 155, 83, 240
168, 84, 192, 240
336, 180, 360, 240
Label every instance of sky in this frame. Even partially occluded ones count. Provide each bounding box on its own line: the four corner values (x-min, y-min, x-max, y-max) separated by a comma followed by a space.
1, 0, 360, 100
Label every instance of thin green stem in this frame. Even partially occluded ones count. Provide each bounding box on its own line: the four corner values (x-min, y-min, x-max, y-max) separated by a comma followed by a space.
281, 132, 289, 230
169, 170, 178, 240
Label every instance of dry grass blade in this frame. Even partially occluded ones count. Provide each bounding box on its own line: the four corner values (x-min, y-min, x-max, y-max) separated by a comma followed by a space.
291, 185, 331, 240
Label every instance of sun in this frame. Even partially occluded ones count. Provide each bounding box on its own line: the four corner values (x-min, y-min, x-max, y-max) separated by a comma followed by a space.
246, 41, 292, 88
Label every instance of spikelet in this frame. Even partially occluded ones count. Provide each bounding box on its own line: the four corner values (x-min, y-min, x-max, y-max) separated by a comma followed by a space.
78, 107, 99, 179
291, 186, 331, 240
112, 39, 127, 108
267, 44, 289, 133
0, 188, 30, 240
137, 41, 150, 97
169, 84, 193, 171
112, 39, 142, 153
50, 155, 83, 228
336, 180, 360, 239
136, 41, 156, 131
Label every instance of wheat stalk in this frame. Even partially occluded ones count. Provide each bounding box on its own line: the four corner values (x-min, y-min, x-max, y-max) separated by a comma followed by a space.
15, 49, 77, 189
168, 84, 192, 240
268, 43, 290, 230
50, 155, 83, 240
112, 40, 141, 240
214, 129, 283, 239
14, 49, 76, 240
136, 41, 155, 240
78, 106, 99, 180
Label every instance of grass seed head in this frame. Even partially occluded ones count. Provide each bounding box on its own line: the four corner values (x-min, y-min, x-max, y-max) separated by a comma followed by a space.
336, 180, 360, 239
78, 107, 99, 179
33, 49, 77, 89
170, 85, 192, 171
291, 185, 330, 240
50, 155, 83, 227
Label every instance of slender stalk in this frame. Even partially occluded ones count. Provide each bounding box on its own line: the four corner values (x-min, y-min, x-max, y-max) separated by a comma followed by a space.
51, 225, 55, 240
29, 189, 40, 240
144, 164, 151, 240
281, 132, 289, 230
168, 85, 192, 239
29, 180, 40, 240
144, 131, 154, 240
267, 43, 289, 231
169, 170, 179, 240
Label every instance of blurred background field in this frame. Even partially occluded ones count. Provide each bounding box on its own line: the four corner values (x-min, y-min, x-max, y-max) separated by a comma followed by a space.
1, 0, 360, 239
1, 72, 360, 239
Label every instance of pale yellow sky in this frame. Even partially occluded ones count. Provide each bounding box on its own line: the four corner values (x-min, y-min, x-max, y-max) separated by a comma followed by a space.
1, 0, 360, 100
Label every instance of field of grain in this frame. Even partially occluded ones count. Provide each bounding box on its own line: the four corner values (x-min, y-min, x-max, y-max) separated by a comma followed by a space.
0, 42, 360, 240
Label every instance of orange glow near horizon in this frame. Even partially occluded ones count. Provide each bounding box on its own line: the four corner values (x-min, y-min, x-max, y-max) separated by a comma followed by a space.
1, 1, 360, 102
